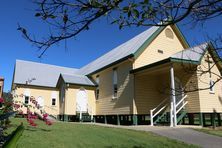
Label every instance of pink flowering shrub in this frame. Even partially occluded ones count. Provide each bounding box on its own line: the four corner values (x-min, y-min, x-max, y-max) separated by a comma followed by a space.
0, 98, 4, 103
13, 94, 53, 127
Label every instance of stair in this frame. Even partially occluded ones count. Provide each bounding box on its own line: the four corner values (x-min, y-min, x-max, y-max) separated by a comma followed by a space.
153, 104, 170, 125
154, 112, 170, 125
154, 112, 167, 124
77, 112, 92, 122
177, 109, 187, 124
150, 95, 189, 126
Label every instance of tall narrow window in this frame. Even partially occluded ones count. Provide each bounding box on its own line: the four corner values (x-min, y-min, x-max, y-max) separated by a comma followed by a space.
95, 75, 100, 100
210, 80, 215, 93
113, 68, 118, 99
52, 98, 56, 106
25, 96, 29, 104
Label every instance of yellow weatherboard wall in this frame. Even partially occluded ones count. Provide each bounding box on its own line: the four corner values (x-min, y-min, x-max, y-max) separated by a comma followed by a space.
13, 85, 60, 116
63, 85, 96, 115
134, 26, 185, 69
92, 61, 134, 115
197, 52, 222, 112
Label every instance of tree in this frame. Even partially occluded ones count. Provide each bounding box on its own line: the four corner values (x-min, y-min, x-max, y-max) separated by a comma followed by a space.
18, 0, 222, 92
18, 0, 222, 57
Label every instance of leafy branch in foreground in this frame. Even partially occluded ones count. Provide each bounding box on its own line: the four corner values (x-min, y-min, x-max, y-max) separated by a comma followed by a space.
18, 0, 222, 57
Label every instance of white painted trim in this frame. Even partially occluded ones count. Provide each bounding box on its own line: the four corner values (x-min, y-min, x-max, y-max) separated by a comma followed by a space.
170, 65, 177, 127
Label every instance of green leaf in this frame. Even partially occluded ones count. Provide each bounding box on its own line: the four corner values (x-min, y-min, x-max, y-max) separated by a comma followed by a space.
123, 6, 129, 12
128, 11, 131, 17
35, 13, 41, 17
119, 22, 124, 30
132, 9, 139, 18
63, 14, 68, 24
111, 20, 118, 24
79, 7, 89, 13
144, 0, 149, 4
48, 15, 56, 19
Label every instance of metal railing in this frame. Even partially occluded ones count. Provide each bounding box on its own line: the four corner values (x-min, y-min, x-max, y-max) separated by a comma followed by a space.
176, 95, 188, 114
150, 98, 169, 126
76, 103, 82, 121
87, 104, 93, 121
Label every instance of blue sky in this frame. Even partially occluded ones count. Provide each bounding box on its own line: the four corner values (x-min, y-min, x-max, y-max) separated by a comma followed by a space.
1, 0, 222, 91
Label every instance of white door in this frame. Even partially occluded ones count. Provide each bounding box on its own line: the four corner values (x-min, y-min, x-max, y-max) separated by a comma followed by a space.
37, 96, 44, 108
76, 88, 88, 112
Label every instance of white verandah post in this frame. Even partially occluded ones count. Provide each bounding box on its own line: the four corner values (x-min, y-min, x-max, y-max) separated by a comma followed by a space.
150, 110, 153, 126
170, 65, 177, 127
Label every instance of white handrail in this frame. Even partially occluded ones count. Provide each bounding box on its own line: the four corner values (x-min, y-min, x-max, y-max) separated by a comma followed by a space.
76, 103, 82, 121
150, 97, 169, 126
151, 98, 168, 112
176, 95, 187, 108
176, 101, 188, 114
153, 105, 167, 117
76, 103, 81, 112
87, 104, 93, 121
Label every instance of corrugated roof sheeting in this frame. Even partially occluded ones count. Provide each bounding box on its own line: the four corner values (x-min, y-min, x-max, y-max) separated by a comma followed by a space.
78, 26, 160, 75
61, 74, 95, 86
14, 60, 79, 87
171, 43, 208, 62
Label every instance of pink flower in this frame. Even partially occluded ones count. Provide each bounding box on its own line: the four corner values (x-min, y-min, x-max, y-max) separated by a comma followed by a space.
46, 120, 52, 126
43, 113, 48, 118
14, 104, 20, 109
0, 98, 4, 103
30, 122, 37, 127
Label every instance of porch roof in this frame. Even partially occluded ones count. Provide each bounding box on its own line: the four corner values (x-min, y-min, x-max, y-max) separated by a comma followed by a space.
130, 43, 209, 74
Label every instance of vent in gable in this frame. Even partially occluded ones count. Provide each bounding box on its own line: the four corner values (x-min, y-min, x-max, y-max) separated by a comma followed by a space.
157, 49, 164, 54
165, 28, 174, 39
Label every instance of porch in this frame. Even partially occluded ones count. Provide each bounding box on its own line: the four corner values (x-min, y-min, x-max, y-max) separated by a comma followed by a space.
131, 59, 199, 127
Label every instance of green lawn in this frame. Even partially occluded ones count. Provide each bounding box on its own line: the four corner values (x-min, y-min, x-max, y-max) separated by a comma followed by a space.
195, 128, 222, 137
7, 118, 198, 148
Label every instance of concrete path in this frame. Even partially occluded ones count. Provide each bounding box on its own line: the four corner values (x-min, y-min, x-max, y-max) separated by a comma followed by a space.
89, 123, 222, 148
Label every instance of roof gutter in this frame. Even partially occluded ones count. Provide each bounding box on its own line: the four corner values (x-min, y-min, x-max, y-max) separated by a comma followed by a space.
130, 57, 199, 74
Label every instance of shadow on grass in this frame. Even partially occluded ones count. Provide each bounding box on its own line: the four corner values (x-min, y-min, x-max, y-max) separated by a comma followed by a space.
25, 126, 51, 132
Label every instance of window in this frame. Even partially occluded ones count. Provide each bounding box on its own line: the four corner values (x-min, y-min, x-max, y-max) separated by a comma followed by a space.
210, 80, 215, 93
52, 98, 56, 106
165, 28, 174, 39
113, 68, 118, 99
25, 96, 29, 104
95, 75, 100, 100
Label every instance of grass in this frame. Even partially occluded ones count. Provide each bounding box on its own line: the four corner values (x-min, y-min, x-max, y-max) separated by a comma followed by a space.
195, 127, 222, 137
3, 121, 18, 137
6, 117, 198, 148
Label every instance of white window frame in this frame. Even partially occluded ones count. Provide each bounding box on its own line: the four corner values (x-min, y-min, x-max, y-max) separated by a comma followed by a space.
112, 68, 118, 99
209, 80, 215, 94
